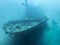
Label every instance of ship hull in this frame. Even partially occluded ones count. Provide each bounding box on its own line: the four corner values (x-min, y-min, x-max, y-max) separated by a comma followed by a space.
9, 17, 48, 45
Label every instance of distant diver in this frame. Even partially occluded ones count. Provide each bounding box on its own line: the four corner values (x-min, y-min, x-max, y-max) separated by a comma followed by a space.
52, 20, 57, 29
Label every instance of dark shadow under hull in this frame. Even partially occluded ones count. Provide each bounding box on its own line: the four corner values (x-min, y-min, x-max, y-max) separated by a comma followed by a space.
9, 19, 48, 45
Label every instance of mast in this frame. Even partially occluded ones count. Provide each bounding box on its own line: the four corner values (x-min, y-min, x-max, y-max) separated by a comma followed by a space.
25, 0, 33, 20
25, 0, 29, 19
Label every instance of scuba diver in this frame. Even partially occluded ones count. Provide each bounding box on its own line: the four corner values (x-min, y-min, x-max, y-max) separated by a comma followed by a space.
2, 0, 48, 45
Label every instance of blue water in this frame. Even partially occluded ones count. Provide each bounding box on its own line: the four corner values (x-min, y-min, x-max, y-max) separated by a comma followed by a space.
0, 0, 60, 45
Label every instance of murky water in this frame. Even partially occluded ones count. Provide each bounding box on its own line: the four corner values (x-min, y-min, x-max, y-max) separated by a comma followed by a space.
0, 0, 60, 45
